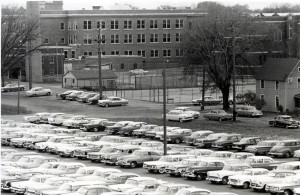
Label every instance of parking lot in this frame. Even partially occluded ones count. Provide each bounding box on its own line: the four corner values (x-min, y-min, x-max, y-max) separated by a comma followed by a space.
1, 83, 300, 195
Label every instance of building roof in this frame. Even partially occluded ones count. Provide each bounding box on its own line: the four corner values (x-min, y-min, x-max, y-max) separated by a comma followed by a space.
255, 58, 300, 81
67, 69, 118, 80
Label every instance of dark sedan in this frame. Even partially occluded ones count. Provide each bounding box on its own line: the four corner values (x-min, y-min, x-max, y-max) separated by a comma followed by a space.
203, 110, 233, 121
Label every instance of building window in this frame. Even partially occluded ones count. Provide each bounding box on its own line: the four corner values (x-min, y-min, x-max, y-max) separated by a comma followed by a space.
176, 49, 183, 57
133, 63, 137, 69
83, 34, 92, 45
163, 33, 171, 43
83, 20, 92, 30
64, 51, 68, 59
275, 81, 279, 90
111, 50, 119, 55
163, 19, 171, 29
163, 49, 171, 57
150, 50, 159, 58
260, 80, 265, 89
97, 21, 105, 29
175, 33, 182, 42
150, 34, 158, 43
175, 19, 183, 29
124, 34, 132, 44
120, 63, 124, 69
150, 19, 158, 29
124, 20, 132, 29
50, 56, 54, 64
83, 51, 92, 56
260, 94, 265, 102
274, 30, 282, 42
137, 20, 145, 29
72, 79, 75, 83
275, 96, 279, 108
64, 78, 66, 83
97, 34, 106, 44
137, 50, 146, 58
125, 50, 133, 56
111, 20, 119, 30
111, 34, 119, 44
44, 39, 49, 44
71, 51, 76, 58
298, 78, 300, 88
288, 25, 292, 39
73, 20, 78, 30
61, 38, 65, 44
137, 34, 145, 43
60, 23, 65, 30
298, 67, 300, 72
49, 68, 54, 76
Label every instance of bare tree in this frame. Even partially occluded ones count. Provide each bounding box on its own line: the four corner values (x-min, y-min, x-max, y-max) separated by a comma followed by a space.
182, 3, 272, 110
1, 5, 41, 86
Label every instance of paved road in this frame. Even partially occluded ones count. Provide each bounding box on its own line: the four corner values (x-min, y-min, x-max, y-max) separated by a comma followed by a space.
3, 146, 294, 195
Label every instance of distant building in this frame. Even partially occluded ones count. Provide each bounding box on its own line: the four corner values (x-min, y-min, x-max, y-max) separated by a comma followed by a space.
256, 58, 300, 112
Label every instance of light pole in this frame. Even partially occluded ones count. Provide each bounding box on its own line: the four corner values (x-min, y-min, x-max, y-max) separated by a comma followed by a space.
95, 28, 103, 100
231, 27, 237, 121
163, 60, 168, 155
27, 40, 32, 89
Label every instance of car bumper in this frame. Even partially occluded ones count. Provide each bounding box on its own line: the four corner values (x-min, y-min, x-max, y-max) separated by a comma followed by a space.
232, 145, 244, 150
116, 161, 131, 166
10, 187, 26, 194
58, 151, 72, 156
228, 180, 244, 186
165, 169, 180, 174
250, 182, 265, 190
207, 176, 222, 182
183, 172, 196, 178
268, 152, 284, 156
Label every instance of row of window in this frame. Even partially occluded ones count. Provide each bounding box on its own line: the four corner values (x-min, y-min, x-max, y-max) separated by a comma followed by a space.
260, 94, 280, 108
64, 49, 184, 58
260, 78, 300, 89
62, 19, 184, 30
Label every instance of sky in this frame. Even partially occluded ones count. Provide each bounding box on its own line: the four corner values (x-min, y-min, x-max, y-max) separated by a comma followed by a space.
1, 0, 299, 10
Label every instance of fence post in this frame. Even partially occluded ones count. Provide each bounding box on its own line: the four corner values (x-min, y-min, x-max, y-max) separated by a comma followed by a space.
158, 88, 160, 103
153, 87, 156, 102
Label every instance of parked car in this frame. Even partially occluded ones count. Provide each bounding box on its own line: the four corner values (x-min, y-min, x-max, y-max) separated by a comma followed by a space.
184, 130, 214, 146
117, 149, 163, 168
244, 156, 282, 170
207, 164, 252, 184
183, 159, 227, 180
119, 122, 148, 136
245, 140, 279, 155
232, 137, 262, 151
76, 168, 121, 181
275, 161, 300, 172
225, 152, 255, 164
105, 121, 134, 134
23, 112, 51, 123
104, 172, 140, 185
228, 94, 246, 105
193, 133, 228, 148
203, 110, 233, 121
79, 119, 108, 132
98, 96, 129, 107
174, 107, 200, 118
175, 187, 211, 195
76, 92, 98, 103
236, 106, 263, 117
26, 87, 52, 97
132, 124, 158, 137
48, 114, 74, 126
1, 83, 26, 92
35, 135, 74, 152
228, 168, 270, 189
158, 129, 192, 144
212, 134, 243, 150
167, 146, 195, 155
192, 96, 222, 106
102, 145, 141, 165
129, 69, 148, 75
294, 149, 300, 160
109, 177, 157, 192
86, 94, 108, 104
63, 166, 102, 178
269, 115, 300, 129
65, 91, 85, 101
23, 134, 55, 149
87, 146, 118, 162
56, 90, 77, 100
40, 162, 86, 175
165, 158, 203, 177
62, 115, 87, 128
12, 155, 58, 169
145, 126, 180, 140
268, 140, 300, 158
166, 110, 194, 122
141, 183, 190, 195
267, 177, 300, 195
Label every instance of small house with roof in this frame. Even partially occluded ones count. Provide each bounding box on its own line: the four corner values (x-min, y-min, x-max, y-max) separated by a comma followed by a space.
63, 69, 118, 89
255, 58, 300, 112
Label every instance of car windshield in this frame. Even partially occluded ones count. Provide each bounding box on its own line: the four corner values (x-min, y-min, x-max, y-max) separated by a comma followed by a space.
29, 176, 41, 182
159, 156, 174, 162
276, 142, 288, 146
18, 157, 30, 162
156, 186, 169, 192
77, 187, 89, 194
125, 179, 138, 186
76, 168, 87, 174
230, 154, 243, 159
100, 147, 114, 153
57, 165, 67, 170
239, 138, 250, 143
242, 170, 253, 175
206, 134, 220, 139
132, 150, 145, 156
59, 183, 72, 190
170, 131, 180, 135
23, 134, 32, 138
219, 136, 230, 141
142, 143, 159, 147
282, 116, 292, 120
39, 163, 52, 169
107, 174, 118, 181
257, 141, 273, 146
222, 165, 236, 171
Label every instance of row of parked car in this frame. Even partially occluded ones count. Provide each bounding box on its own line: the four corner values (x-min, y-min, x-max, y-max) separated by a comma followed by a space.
2, 118, 300, 195
2, 119, 238, 195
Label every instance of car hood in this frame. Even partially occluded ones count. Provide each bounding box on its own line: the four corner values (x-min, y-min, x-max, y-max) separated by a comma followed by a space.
246, 145, 270, 149
77, 176, 104, 181
208, 170, 236, 177
269, 146, 285, 151
144, 161, 173, 166
15, 162, 37, 168
26, 183, 54, 192
109, 184, 134, 192
229, 175, 252, 181
10, 181, 36, 189
98, 100, 109, 103
41, 189, 70, 195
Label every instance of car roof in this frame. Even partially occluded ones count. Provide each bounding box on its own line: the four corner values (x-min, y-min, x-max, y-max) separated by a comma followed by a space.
193, 130, 214, 133
175, 107, 190, 109
110, 172, 139, 176
244, 168, 269, 172
161, 183, 190, 187
232, 152, 255, 156
246, 156, 273, 160
241, 137, 261, 139
277, 115, 291, 117
115, 145, 141, 150
128, 177, 156, 181
279, 140, 300, 142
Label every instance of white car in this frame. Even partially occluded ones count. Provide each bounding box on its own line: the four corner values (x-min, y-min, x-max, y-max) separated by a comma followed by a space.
129, 69, 148, 75
26, 87, 52, 97
175, 187, 211, 195
294, 187, 300, 195
228, 168, 269, 188
294, 149, 300, 160
76, 168, 121, 181
35, 135, 74, 152
23, 112, 51, 123
174, 107, 200, 118
109, 177, 157, 192
98, 96, 129, 107
166, 110, 194, 122
62, 115, 87, 128
207, 164, 252, 184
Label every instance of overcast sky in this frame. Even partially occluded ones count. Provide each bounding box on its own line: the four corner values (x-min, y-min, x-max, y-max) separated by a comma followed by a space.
1, 0, 300, 10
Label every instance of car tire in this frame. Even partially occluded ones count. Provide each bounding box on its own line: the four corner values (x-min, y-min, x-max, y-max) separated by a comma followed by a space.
175, 138, 181, 144
158, 168, 165, 174
195, 174, 204, 181
46, 92, 50, 96
283, 190, 293, 195
242, 182, 250, 189
104, 103, 109, 108
93, 128, 98, 132
221, 177, 229, 185
285, 152, 292, 158
179, 118, 184, 123
130, 161, 137, 168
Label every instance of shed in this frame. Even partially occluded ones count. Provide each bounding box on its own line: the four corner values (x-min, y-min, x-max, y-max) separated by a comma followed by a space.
63, 69, 118, 89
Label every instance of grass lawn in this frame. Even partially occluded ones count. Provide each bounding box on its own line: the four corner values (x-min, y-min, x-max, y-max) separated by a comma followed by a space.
1, 104, 32, 115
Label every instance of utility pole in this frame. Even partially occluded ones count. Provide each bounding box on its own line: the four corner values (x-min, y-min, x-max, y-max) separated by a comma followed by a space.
17, 69, 21, 115
95, 27, 103, 100
28, 40, 32, 89
201, 64, 205, 110
231, 26, 237, 121
163, 60, 168, 155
